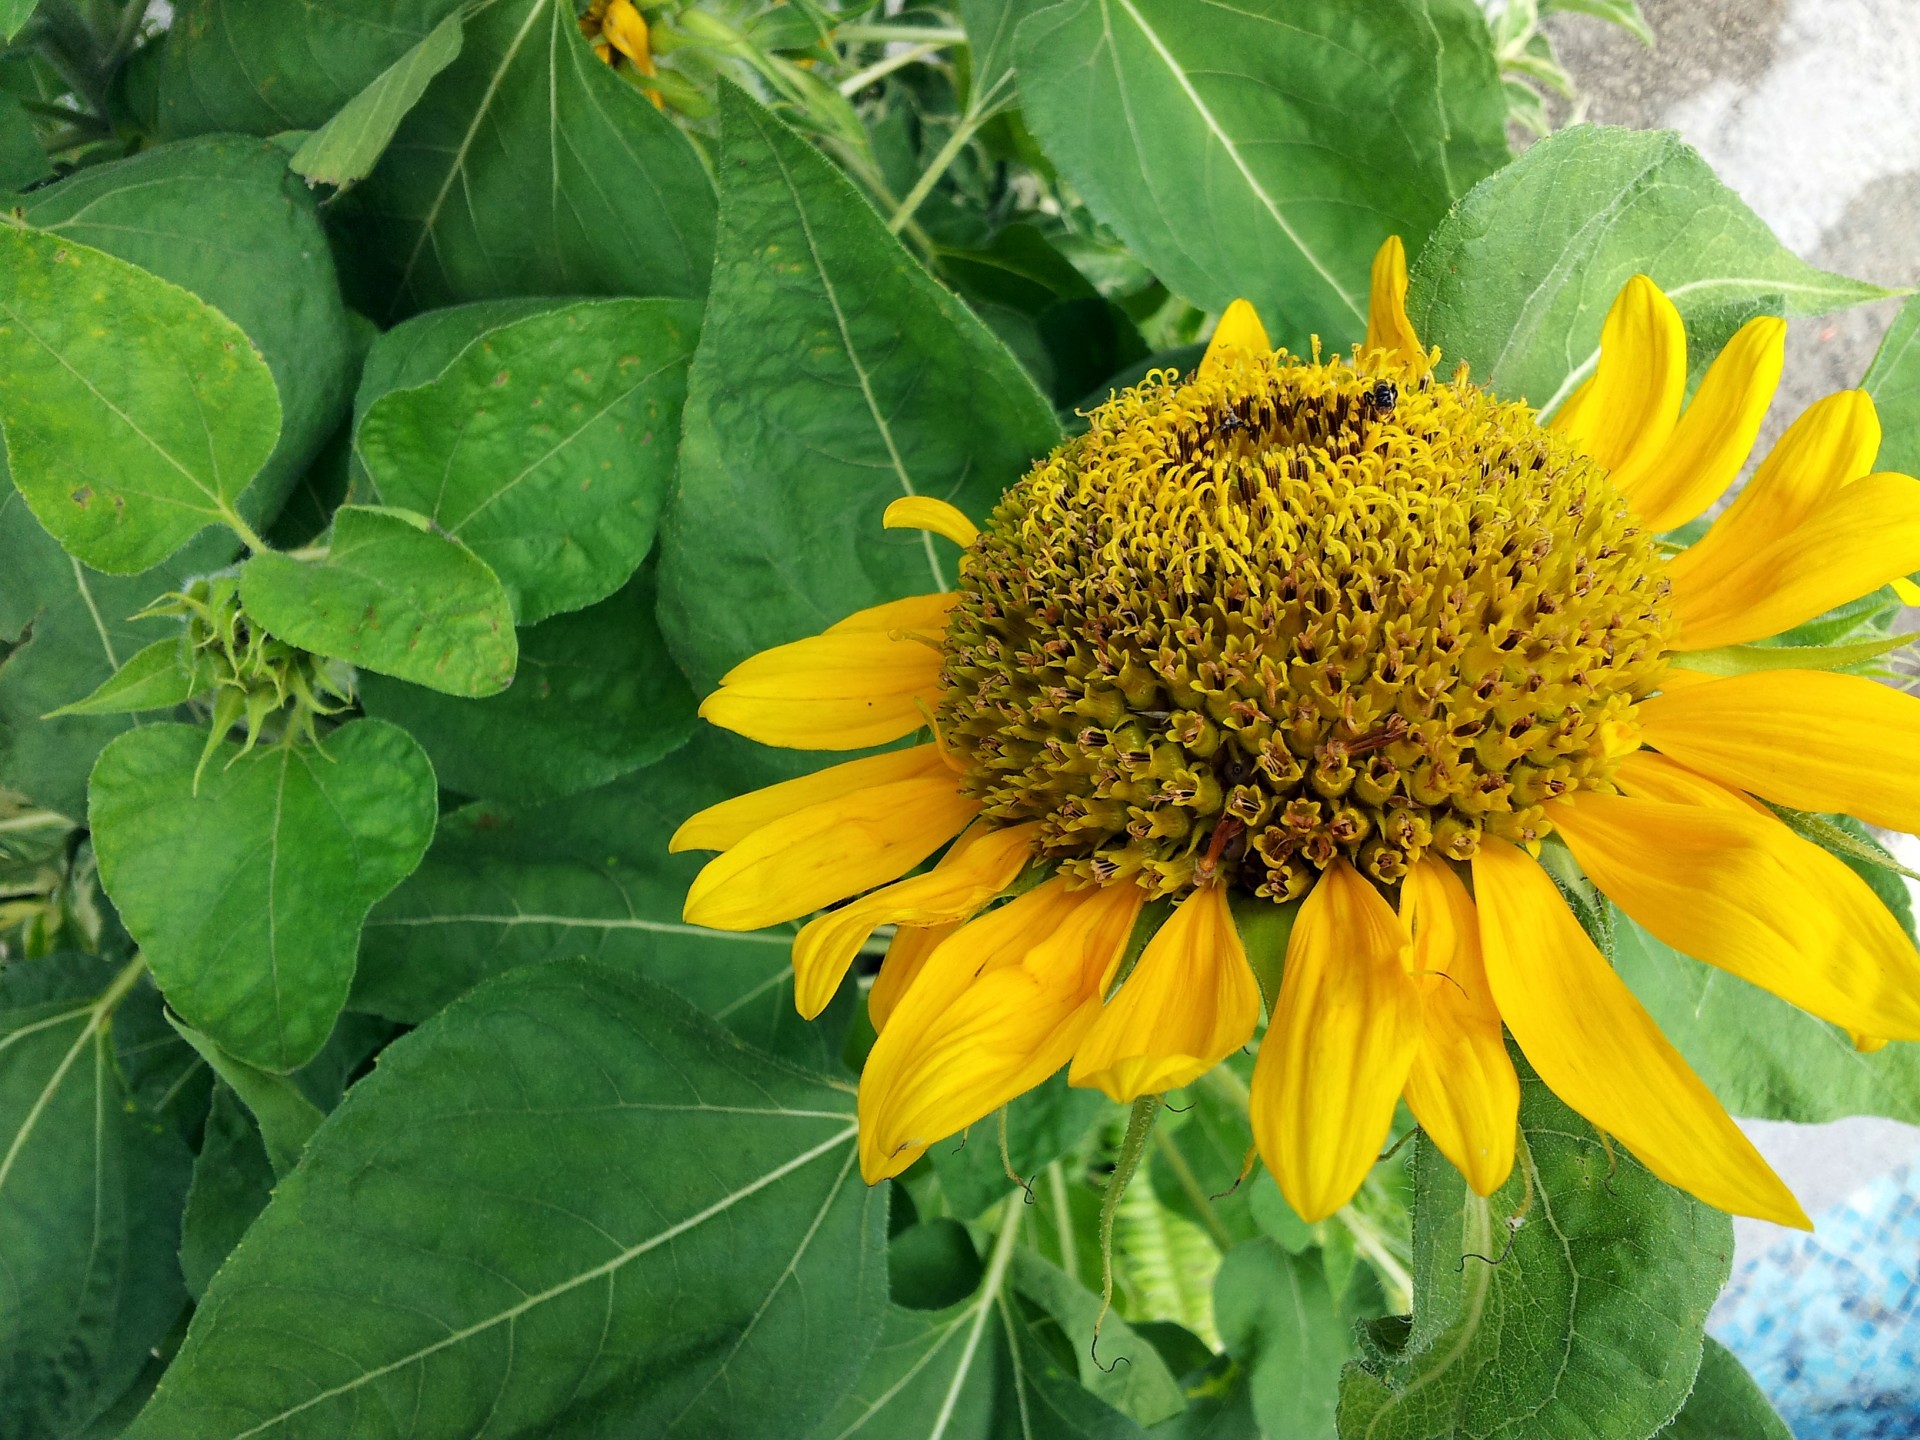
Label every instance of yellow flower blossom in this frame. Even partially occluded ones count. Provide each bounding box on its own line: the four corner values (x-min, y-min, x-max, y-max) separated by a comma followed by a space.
680, 237, 1920, 1230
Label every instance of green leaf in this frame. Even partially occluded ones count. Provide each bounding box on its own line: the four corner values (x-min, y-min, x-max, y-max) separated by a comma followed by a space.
889, 1218, 985, 1311
1660, 1338, 1792, 1440
1864, 293, 1920, 479
1336, 1060, 1731, 1439
351, 730, 839, 1063
1012, 1249, 1187, 1427
1541, 0, 1654, 46
359, 564, 696, 804
1407, 126, 1892, 412
1613, 911, 1920, 1124
1012, 0, 1509, 347
1214, 1238, 1349, 1439
165, 1017, 325, 1177
930, 1070, 1109, 1217
90, 719, 437, 1072
0, 956, 193, 1440
0, 478, 237, 814
15, 137, 360, 532
659, 83, 1059, 695
153, 1, 463, 136
127, 960, 887, 1440
355, 297, 700, 623
0, 222, 280, 572
289, 11, 465, 188
239, 505, 519, 698
45, 635, 202, 718
0, 92, 49, 190
352, 0, 715, 315
0, 0, 37, 43
177, 1083, 276, 1301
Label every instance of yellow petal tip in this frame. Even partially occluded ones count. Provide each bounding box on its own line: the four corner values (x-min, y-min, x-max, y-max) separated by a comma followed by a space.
1200, 299, 1270, 375
883, 496, 979, 548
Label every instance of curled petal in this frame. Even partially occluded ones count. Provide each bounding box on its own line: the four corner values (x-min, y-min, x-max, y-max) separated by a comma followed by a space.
703, 617, 946, 750
1365, 235, 1425, 368
884, 497, 979, 549
1549, 276, 1687, 474
1199, 299, 1270, 376
790, 821, 1040, 1020
1070, 884, 1261, 1102
870, 921, 957, 1033
684, 774, 976, 931
1472, 839, 1807, 1227
1250, 861, 1421, 1223
1613, 316, 1785, 533
857, 878, 1144, 1182
1399, 860, 1518, 1197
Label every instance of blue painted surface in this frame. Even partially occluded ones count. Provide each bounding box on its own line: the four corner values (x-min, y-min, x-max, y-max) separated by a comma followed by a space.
1711, 1163, 1920, 1438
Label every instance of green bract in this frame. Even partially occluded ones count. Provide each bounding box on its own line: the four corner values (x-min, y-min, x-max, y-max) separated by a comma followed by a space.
0, 3, 1897, 1437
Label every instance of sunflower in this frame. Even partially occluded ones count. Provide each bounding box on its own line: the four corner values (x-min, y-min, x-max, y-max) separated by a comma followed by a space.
676, 237, 1920, 1229
580, 0, 655, 73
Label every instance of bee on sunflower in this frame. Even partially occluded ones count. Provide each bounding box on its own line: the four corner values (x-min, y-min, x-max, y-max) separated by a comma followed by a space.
676, 236, 1920, 1230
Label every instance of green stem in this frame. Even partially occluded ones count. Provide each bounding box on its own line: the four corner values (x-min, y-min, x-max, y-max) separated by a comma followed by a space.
837, 41, 945, 97
1098, 1096, 1160, 1329
104, 0, 153, 69
0, 809, 77, 834
96, 954, 147, 1015
1338, 1204, 1413, 1313
217, 506, 271, 556
885, 70, 1014, 236
836, 23, 968, 46
1154, 1128, 1236, 1253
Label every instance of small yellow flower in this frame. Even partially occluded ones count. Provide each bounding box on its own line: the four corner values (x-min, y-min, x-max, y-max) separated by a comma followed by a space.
580, 0, 656, 75
679, 237, 1920, 1229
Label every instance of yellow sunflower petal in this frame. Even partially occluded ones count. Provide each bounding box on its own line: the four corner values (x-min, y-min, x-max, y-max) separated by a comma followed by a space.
1069, 884, 1261, 1102
683, 773, 976, 931
1668, 390, 1882, 609
1399, 859, 1519, 1198
670, 744, 949, 854
1551, 786, 1920, 1040
1638, 669, 1920, 834
603, 0, 653, 72
790, 821, 1041, 1020
1199, 299, 1270, 376
1249, 860, 1422, 1223
1853, 1031, 1890, 1054
824, 591, 958, 635
1548, 276, 1687, 474
857, 878, 1145, 1182
883, 497, 979, 549
1365, 235, 1425, 367
870, 921, 956, 1033
1669, 472, 1920, 649
702, 630, 944, 751
1612, 316, 1785, 533
1472, 839, 1808, 1227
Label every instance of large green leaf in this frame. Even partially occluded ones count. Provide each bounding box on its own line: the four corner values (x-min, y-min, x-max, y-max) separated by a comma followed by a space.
1407, 126, 1892, 412
351, 730, 836, 1064
90, 719, 437, 1072
1336, 1061, 1731, 1438
1661, 1338, 1792, 1440
658, 83, 1059, 694
289, 10, 466, 188
0, 223, 279, 572
0, 475, 236, 815
14, 137, 360, 531
127, 961, 887, 1440
153, 0, 464, 136
1012, 0, 1509, 348
0, 956, 192, 1440
1214, 1239, 1349, 1439
355, 298, 699, 622
359, 565, 696, 804
1612, 911, 1920, 1125
239, 505, 519, 698
1864, 294, 1920, 478
350, 0, 715, 315
177, 1083, 276, 1302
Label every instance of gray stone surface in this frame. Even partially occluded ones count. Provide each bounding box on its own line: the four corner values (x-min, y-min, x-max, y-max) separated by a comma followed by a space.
1548, 0, 1920, 1253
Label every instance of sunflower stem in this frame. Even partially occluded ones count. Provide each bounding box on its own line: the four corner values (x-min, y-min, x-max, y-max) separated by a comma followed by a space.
1097, 1096, 1160, 1343
1047, 1160, 1080, 1284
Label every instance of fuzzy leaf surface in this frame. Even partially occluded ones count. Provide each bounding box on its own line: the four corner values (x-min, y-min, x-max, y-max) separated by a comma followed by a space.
1660, 1338, 1792, 1440
1407, 126, 1891, 413
0, 957, 192, 1440
0, 224, 279, 572
128, 961, 887, 1440
90, 719, 437, 1072
358, 565, 696, 803
355, 298, 698, 623
1012, 0, 1509, 347
1335, 1061, 1731, 1438
658, 84, 1059, 695
240, 505, 518, 698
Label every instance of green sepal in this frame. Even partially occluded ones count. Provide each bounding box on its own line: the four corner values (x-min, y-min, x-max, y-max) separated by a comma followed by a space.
1229, 893, 1299, 1013
1671, 629, 1916, 678
43, 636, 205, 718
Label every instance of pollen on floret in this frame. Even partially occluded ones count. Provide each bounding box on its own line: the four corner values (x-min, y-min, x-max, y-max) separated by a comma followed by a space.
936, 343, 1674, 898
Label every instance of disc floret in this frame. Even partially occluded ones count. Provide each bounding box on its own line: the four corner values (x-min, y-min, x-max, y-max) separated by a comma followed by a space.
938, 346, 1674, 897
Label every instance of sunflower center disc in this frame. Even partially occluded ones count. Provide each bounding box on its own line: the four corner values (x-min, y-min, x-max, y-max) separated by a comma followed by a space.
938, 349, 1675, 898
